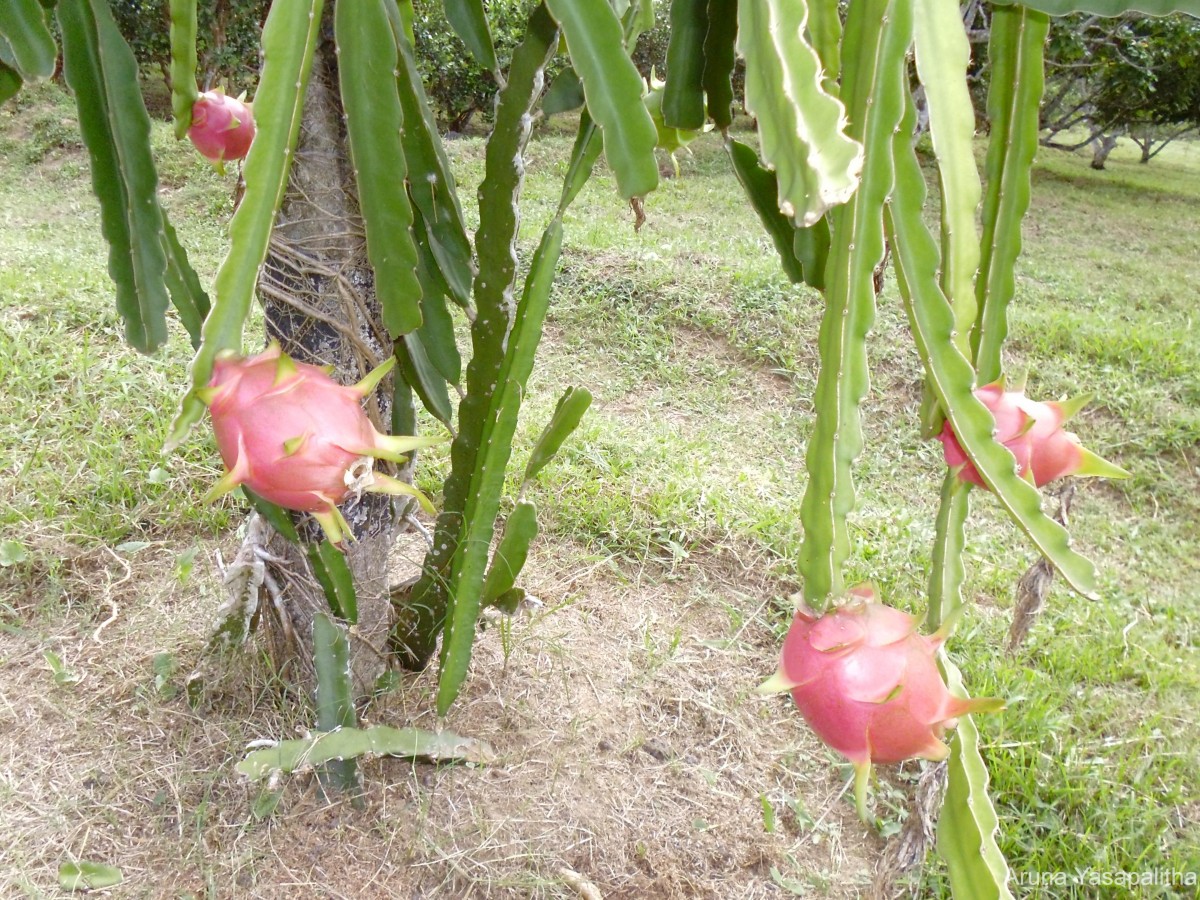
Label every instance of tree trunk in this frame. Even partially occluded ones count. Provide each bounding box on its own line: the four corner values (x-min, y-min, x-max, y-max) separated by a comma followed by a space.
1090, 132, 1119, 170
244, 17, 413, 695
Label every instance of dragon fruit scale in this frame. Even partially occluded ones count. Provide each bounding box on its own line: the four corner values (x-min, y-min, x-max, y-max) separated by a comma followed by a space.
759, 586, 1003, 820
939, 381, 1128, 489
187, 89, 256, 165
199, 343, 441, 545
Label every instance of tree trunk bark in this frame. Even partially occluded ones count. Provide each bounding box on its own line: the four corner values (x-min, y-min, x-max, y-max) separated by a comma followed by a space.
245, 16, 412, 696
1090, 132, 1119, 170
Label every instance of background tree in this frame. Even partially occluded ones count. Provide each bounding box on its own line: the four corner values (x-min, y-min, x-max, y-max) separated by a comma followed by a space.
1040, 12, 1200, 167
108, 0, 266, 95
409, 0, 550, 130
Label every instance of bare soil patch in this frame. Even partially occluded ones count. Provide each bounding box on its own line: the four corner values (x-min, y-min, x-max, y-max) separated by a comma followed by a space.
1, 537, 882, 898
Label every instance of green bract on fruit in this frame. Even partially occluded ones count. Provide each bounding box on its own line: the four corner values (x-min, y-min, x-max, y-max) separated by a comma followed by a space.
939, 381, 1129, 489
187, 89, 256, 164
200, 343, 440, 545
759, 586, 1003, 819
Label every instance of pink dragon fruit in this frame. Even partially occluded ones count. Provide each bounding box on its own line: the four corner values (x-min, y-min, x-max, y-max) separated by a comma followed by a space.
759, 586, 1003, 819
939, 381, 1128, 489
199, 343, 439, 545
187, 89, 256, 164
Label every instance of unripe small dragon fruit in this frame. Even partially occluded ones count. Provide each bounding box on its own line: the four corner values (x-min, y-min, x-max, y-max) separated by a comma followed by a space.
200, 343, 440, 545
759, 586, 1003, 819
939, 381, 1128, 489
187, 89, 256, 165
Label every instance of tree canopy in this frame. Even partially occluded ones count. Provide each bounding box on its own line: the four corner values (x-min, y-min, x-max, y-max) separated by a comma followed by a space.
1042, 12, 1200, 162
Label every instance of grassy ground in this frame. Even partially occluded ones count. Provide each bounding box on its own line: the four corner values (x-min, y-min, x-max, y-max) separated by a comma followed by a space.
1, 84, 1197, 897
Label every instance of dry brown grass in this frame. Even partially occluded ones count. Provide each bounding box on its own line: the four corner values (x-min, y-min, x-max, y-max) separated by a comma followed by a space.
0, 534, 887, 898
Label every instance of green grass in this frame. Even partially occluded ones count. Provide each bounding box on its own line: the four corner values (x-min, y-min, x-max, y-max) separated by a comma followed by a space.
0, 84, 238, 555
1, 86, 1197, 894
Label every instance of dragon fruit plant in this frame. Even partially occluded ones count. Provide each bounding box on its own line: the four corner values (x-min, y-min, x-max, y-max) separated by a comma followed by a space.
200, 343, 439, 546
939, 381, 1128, 489
759, 586, 1004, 819
187, 89, 256, 165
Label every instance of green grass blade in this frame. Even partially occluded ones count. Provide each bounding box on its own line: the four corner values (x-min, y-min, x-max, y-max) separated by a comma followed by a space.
167, 0, 323, 451
336, 0, 422, 338
0, 0, 56, 79
437, 221, 563, 715
237, 724, 495, 778
309, 540, 358, 624
388, 2, 475, 309
442, 0, 497, 71
481, 500, 538, 605
972, 6, 1048, 385
912, 0, 980, 352
926, 472, 971, 631
993, 0, 1197, 14
545, 0, 659, 199
523, 386, 592, 485
663, 0, 708, 130
737, 0, 862, 227
57, 0, 170, 354
313, 612, 358, 792
797, 0, 912, 609
727, 137, 810, 287
887, 98, 1100, 600
161, 213, 209, 349
701, 0, 737, 130
938, 657, 1015, 900
168, 0, 198, 139
0, 60, 21, 105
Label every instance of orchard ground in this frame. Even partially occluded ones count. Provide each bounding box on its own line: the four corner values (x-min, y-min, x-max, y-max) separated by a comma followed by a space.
1, 86, 1197, 897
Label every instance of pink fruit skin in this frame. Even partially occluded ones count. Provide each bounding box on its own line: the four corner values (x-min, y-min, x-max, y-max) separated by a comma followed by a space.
938, 383, 1082, 488
774, 592, 988, 768
187, 90, 255, 163
206, 345, 383, 514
